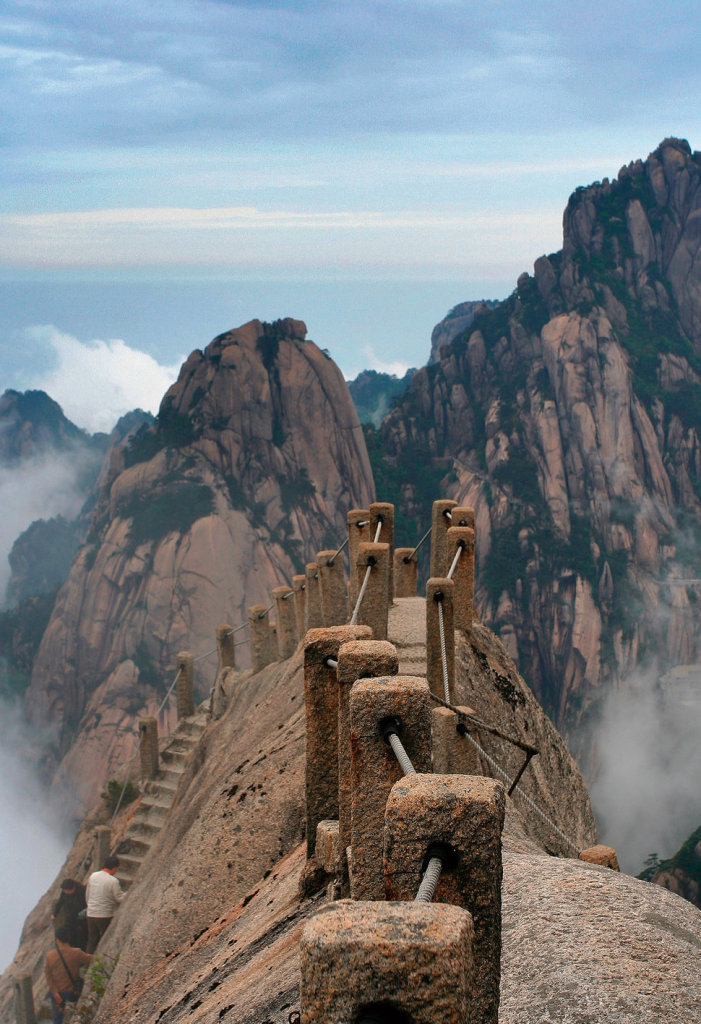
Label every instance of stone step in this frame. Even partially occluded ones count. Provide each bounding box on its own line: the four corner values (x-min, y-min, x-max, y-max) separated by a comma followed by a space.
128, 820, 161, 842
161, 747, 189, 767
115, 853, 143, 876
133, 800, 170, 826
116, 835, 151, 858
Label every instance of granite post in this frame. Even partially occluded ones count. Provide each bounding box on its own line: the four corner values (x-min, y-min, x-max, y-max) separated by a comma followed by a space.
303, 625, 372, 858
175, 650, 195, 719
354, 542, 390, 640
317, 549, 348, 626
384, 773, 506, 1024
349, 676, 432, 899
425, 577, 455, 702
430, 499, 458, 578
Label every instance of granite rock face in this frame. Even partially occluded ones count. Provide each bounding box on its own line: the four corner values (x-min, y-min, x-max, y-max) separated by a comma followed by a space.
379, 138, 701, 765
23, 319, 374, 812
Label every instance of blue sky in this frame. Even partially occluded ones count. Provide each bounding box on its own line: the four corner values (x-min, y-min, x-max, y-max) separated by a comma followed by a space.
1, 0, 700, 426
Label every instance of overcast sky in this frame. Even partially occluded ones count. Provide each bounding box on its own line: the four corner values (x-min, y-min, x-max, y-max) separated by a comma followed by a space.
1, 0, 700, 420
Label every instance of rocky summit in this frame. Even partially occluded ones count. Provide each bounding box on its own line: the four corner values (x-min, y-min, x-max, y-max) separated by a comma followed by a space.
23, 318, 373, 814
376, 138, 701, 765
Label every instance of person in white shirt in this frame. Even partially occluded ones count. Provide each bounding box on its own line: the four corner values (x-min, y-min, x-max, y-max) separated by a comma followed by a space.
85, 855, 124, 952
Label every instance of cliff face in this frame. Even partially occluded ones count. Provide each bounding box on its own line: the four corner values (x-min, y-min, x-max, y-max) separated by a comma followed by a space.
378, 139, 701, 760
23, 319, 374, 812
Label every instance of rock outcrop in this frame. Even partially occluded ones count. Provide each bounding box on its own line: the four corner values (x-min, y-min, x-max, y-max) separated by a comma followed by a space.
376, 139, 701, 771
23, 319, 374, 813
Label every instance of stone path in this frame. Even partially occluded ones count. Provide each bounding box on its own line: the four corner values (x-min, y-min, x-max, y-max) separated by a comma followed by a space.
388, 596, 427, 677
116, 709, 208, 890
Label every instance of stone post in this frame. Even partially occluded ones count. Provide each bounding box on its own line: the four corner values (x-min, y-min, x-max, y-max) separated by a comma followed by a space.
426, 577, 455, 702
216, 624, 236, 670
303, 625, 372, 858
248, 605, 273, 673
337, 640, 399, 855
293, 574, 307, 641
430, 498, 458, 578
14, 976, 36, 1024
347, 509, 371, 608
393, 547, 418, 597
273, 586, 297, 659
305, 563, 323, 631
354, 542, 390, 640
175, 651, 195, 719
431, 706, 483, 776
300, 900, 474, 1024
384, 773, 506, 1024
452, 505, 475, 530
349, 675, 432, 900
447, 524, 475, 632
94, 825, 112, 871
139, 716, 159, 779
369, 501, 395, 599
317, 550, 348, 626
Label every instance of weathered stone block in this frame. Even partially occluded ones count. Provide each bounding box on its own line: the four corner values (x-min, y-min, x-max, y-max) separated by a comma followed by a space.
430, 498, 458, 578
384, 773, 505, 1024
353, 541, 390, 639
317, 549, 348, 626
431, 705, 483, 776
300, 899, 474, 1024
579, 845, 620, 870
273, 586, 297, 659
315, 819, 343, 874
349, 675, 432, 899
337, 639, 399, 853
305, 563, 323, 631
292, 574, 307, 641
175, 650, 194, 719
394, 547, 418, 597
446, 524, 475, 631
303, 625, 372, 857
347, 508, 371, 608
426, 577, 455, 702
370, 501, 395, 598
139, 716, 159, 779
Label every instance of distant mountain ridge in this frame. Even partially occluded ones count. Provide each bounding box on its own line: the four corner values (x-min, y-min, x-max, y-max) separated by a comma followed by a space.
373, 138, 701, 769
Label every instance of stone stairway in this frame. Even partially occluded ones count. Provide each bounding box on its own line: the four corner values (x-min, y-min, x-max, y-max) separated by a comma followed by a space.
116, 709, 208, 890
388, 596, 427, 677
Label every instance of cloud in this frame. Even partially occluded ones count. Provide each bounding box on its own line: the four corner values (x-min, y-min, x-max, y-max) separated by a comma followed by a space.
21, 326, 183, 433
0, 450, 90, 599
589, 664, 701, 874
0, 699, 70, 972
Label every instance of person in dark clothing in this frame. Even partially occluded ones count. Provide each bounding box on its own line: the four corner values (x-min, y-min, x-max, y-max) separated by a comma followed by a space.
51, 879, 88, 950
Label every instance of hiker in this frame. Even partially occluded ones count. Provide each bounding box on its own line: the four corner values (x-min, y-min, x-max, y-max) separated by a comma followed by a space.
44, 924, 91, 1024
51, 878, 88, 950
85, 855, 124, 953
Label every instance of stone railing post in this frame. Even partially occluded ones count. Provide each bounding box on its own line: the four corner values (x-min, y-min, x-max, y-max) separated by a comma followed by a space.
305, 563, 323, 631
353, 542, 390, 640
216, 624, 236, 670
293, 574, 307, 641
337, 640, 399, 856
393, 547, 418, 596
347, 509, 371, 608
248, 605, 274, 673
452, 505, 475, 530
426, 577, 455, 701
430, 498, 458, 577
349, 675, 432, 899
273, 586, 297, 659
447, 524, 475, 631
176, 651, 195, 719
139, 717, 159, 779
94, 825, 112, 871
431, 706, 484, 776
300, 900, 474, 1023
303, 625, 372, 858
384, 773, 506, 1024
14, 976, 36, 1024
369, 501, 395, 598
317, 550, 348, 626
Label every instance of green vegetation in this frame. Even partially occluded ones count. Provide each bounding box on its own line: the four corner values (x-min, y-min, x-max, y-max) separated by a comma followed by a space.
124, 405, 199, 468
278, 468, 316, 507
0, 588, 58, 701
347, 368, 415, 427
119, 483, 215, 547
101, 779, 138, 812
637, 824, 701, 895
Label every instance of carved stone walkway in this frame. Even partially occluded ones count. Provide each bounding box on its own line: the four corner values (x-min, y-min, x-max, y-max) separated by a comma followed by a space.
116, 708, 208, 890
388, 596, 427, 677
